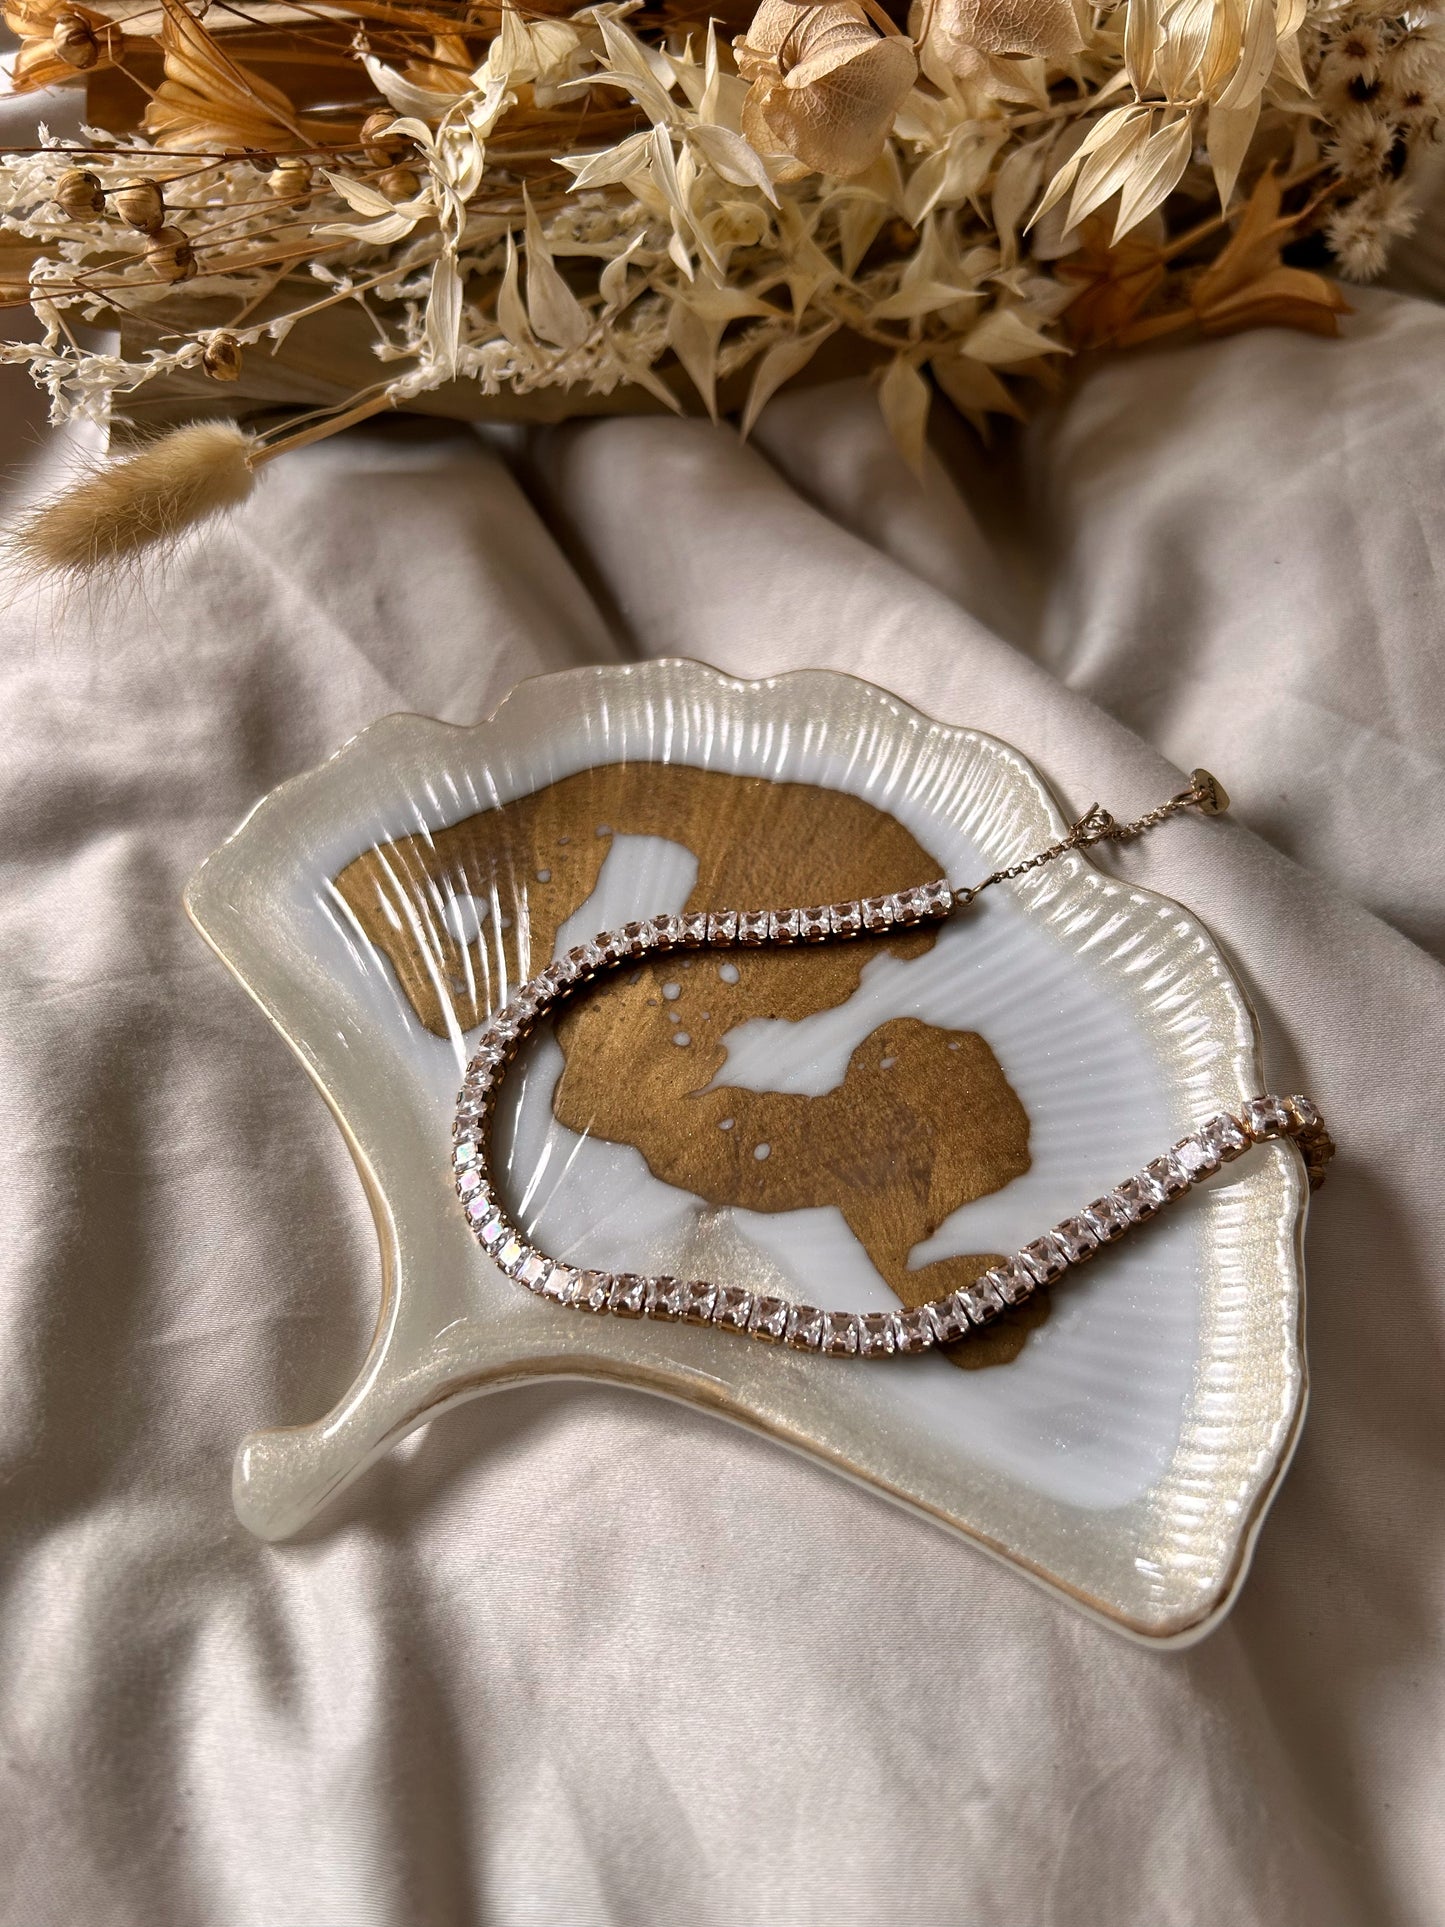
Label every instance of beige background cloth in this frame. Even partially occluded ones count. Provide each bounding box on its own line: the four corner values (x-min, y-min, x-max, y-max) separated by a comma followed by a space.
3, 162, 1445, 1924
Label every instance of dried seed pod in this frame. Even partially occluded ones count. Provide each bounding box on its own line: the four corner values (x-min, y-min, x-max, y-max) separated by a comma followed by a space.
201, 332, 243, 381
52, 11, 99, 69
114, 177, 165, 234
360, 111, 404, 164
145, 226, 196, 283
268, 159, 312, 203
377, 165, 421, 202
55, 167, 105, 218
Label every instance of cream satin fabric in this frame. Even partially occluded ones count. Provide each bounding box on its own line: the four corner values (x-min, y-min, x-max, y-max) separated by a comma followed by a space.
3, 269, 1444, 1921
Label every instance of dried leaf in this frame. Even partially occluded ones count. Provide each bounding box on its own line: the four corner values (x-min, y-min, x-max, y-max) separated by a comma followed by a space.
963, 305, 1067, 363
1113, 113, 1194, 240
1123, 0, 1158, 95
1033, 104, 1150, 230
667, 299, 722, 419
930, 347, 1025, 430
363, 53, 461, 122
1154, 0, 1215, 98
1206, 96, 1260, 208
877, 354, 931, 474
496, 232, 534, 351
1214, 0, 1277, 108
740, 320, 839, 436
1065, 106, 1154, 231
560, 130, 652, 191
524, 192, 590, 350
992, 134, 1049, 266
686, 122, 779, 204
424, 252, 462, 374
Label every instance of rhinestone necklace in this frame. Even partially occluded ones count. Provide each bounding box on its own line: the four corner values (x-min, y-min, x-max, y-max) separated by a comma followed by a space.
451, 770, 1334, 1359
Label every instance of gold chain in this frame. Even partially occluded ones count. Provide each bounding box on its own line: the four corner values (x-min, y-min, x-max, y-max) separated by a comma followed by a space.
954, 768, 1229, 906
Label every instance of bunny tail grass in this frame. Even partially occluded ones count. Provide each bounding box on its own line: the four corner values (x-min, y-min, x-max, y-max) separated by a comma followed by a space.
8, 421, 259, 577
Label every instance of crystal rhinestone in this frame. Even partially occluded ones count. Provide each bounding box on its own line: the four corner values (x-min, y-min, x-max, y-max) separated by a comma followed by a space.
516, 1251, 552, 1292
858, 1311, 897, 1357
680, 1281, 718, 1324
887, 889, 925, 927
829, 901, 863, 938
608, 1273, 648, 1317
748, 1295, 790, 1342
677, 911, 709, 947
799, 907, 831, 942
542, 958, 578, 993
649, 914, 682, 949
737, 910, 769, 946
706, 911, 738, 945
457, 1168, 482, 1197
784, 1304, 825, 1350
1285, 1094, 1323, 1134
645, 1276, 688, 1320
712, 1285, 754, 1331
539, 1263, 577, 1302
454, 1141, 479, 1167
575, 1270, 612, 1313
1201, 1111, 1252, 1160
1145, 1151, 1191, 1197
958, 1280, 1005, 1323
1052, 1217, 1099, 1264
916, 879, 954, 916
1020, 1236, 1068, 1284
859, 895, 894, 932
477, 1216, 508, 1254
769, 908, 801, 943
1243, 1095, 1290, 1138
468, 1199, 499, 1231
497, 1235, 527, 1274
1173, 1133, 1222, 1181
621, 920, 658, 954
1083, 1194, 1130, 1241
821, 1311, 861, 1356
925, 1296, 968, 1343
600, 930, 636, 965
514, 982, 547, 1015
894, 1308, 934, 1353
567, 942, 605, 977
1115, 1174, 1163, 1221
986, 1258, 1034, 1306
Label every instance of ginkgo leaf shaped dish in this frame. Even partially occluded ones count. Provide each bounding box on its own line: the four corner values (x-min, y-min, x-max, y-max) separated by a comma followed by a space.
184, 659, 1309, 1643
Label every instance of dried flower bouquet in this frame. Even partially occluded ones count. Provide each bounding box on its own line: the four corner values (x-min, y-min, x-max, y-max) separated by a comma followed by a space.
1, 0, 1441, 566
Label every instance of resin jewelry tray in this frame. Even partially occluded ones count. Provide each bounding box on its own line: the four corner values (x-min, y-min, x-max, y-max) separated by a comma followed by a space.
184, 660, 1308, 1643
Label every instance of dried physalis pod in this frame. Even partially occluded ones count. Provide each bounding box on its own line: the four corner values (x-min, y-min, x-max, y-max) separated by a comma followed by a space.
54, 166, 105, 217
268, 159, 312, 203
201, 332, 243, 381
360, 112, 404, 165
145, 226, 196, 283
377, 165, 421, 201
114, 177, 165, 234
735, 0, 917, 179
51, 10, 99, 68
